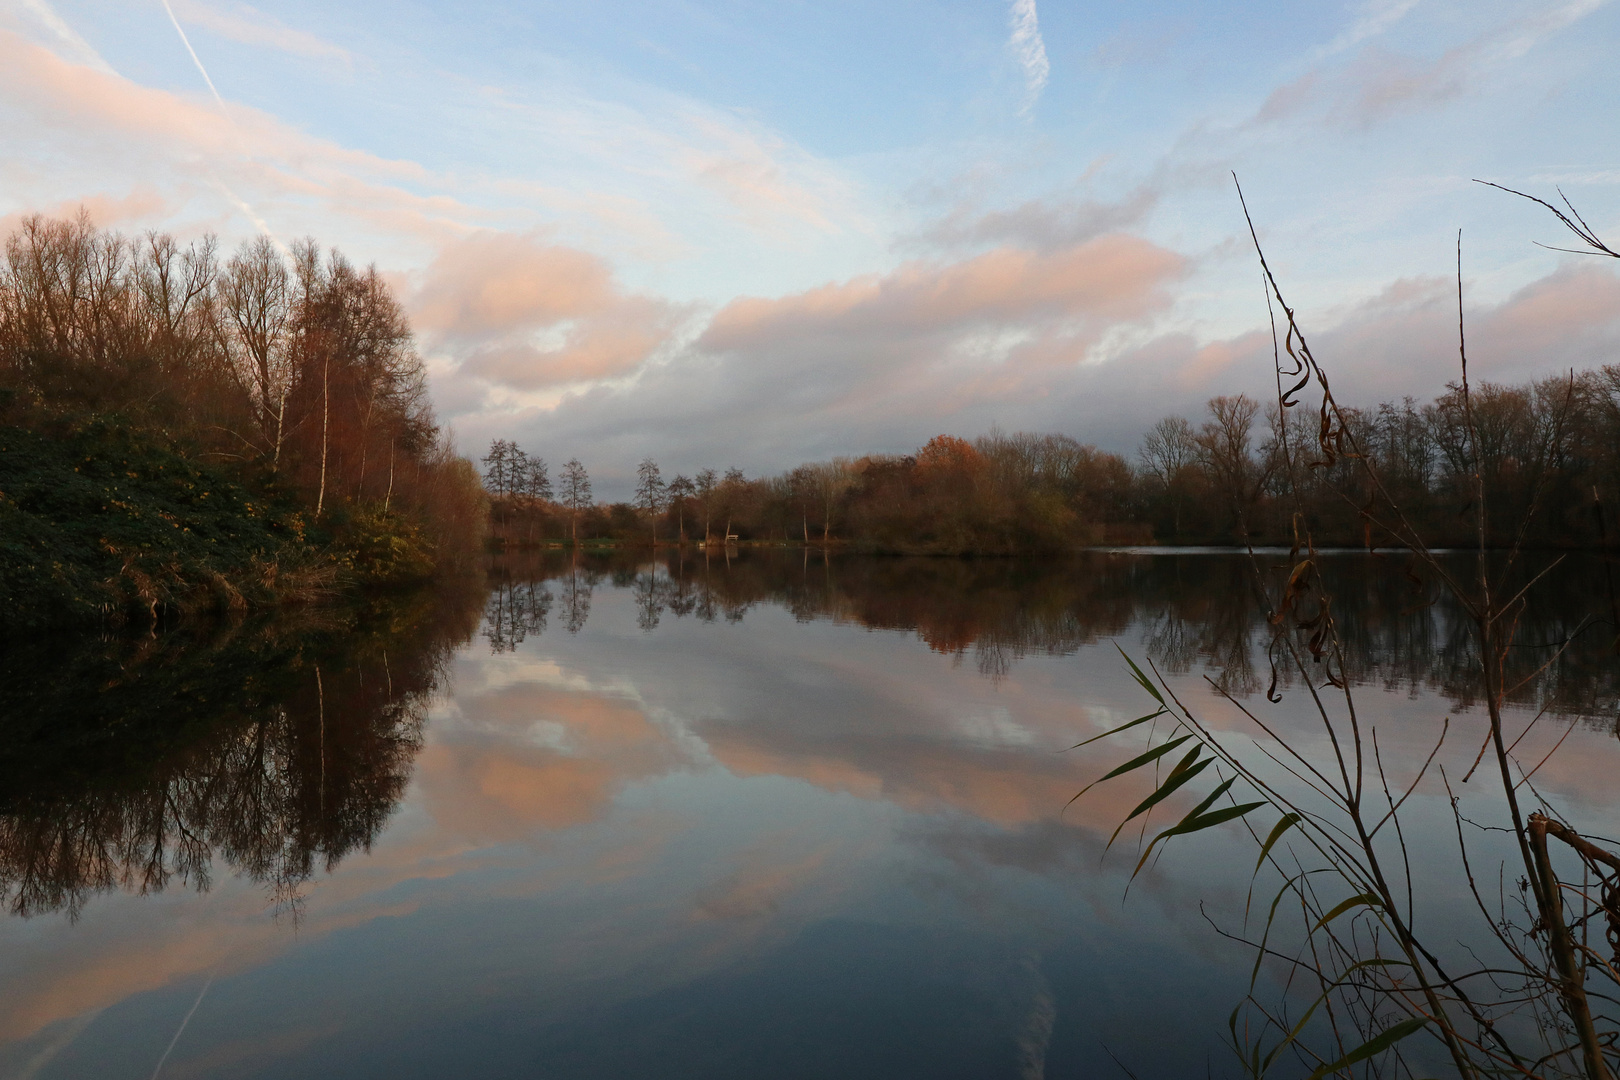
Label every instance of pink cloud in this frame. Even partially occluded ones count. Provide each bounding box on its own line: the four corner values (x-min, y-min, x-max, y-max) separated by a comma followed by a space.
0, 31, 487, 247
704, 234, 1185, 350
1333, 44, 1471, 128
0, 186, 168, 238
412, 232, 619, 339
413, 231, 687, 391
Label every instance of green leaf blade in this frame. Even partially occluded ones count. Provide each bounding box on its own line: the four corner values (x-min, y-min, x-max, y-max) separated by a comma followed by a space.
1304, 1017, 1430, 1080
1254, 813, 1303, 874
1071, 734, 1194, 804
1312, 893, 1384, 933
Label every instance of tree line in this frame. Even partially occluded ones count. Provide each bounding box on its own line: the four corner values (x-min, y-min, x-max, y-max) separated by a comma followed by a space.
0, 213, 486, 621
485, 365, 1620, 553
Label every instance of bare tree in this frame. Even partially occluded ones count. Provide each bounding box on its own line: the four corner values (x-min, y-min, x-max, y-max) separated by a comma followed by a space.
219, 236, 293, 466
694, 467, 718, 544
635, 457, 665, 544
523, 453, 551, 503
559, 458, 591, 545
803, 459, 856, 543
667, 474, 696, 543
1194, 394, 1266, 530
1139, 415, 1199, 537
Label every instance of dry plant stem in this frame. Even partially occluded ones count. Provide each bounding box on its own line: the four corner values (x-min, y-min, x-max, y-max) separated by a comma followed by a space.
1531, 815, 1613, 1080
1231, 180, 1620, 1077
1073, 181, 1620, 1077
1161, 668, 1481, 1077
1473, 182, 1620, 260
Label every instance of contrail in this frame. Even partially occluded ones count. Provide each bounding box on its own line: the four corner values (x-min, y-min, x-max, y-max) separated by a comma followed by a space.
150, 969, 215, 1080
154, 0, 281, 242
215, 180, 285, 248
158, 0, 229, 115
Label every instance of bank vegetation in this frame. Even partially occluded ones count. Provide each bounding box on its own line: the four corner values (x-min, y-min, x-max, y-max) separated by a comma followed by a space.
483, 369, 1620, 554
0, 212, 485, 630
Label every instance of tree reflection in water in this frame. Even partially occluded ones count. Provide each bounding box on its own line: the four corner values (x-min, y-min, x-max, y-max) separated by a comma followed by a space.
492, 547, 1620, 726
12, 551, 1604, 923
0, 583, 483, 920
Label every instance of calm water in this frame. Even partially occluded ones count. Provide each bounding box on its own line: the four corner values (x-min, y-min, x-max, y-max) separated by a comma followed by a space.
2, 550, 1617, 1079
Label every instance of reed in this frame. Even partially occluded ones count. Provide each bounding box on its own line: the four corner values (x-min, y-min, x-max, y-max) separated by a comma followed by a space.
1077, 182, 1620, 1079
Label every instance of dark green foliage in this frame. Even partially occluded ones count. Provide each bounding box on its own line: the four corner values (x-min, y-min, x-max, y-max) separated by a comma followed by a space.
0, 419, 448, 630
0, 419, 306, 628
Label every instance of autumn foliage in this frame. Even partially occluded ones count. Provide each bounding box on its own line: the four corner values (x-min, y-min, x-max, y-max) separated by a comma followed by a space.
0, 212, 485, 626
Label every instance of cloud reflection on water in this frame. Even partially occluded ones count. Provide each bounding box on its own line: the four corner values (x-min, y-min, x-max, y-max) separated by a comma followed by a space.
1, 551, 1617, 1078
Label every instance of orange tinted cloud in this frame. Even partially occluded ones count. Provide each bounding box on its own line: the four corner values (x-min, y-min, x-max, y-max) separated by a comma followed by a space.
413, 231, 686, 390
0, 32, 423, 183
703, 234, 1185, 350
0, 187, 169, 239
413, 232, 619, 337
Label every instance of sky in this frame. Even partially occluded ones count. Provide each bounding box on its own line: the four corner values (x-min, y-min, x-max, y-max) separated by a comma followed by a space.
4, 0, 1620, 496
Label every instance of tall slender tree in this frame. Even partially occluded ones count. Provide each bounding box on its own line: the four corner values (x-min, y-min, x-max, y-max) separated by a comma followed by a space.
667, 474, 696, 543
635, 457, 665, 544
721, 467, 746, 542
559, 458, 591, 545
694, 468, 718, 544
482, 439, 513, 495
523, 453, 551, 502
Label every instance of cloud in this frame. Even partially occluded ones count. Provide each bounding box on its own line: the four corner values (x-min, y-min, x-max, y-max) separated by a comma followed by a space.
692, 847, 831, 920
7, 0, 114, 74
0, 186, 168, 237
442, 231, 1187, 488
1258, 0, 1611, 130
411, 230, 690, 397
677, 110, 858, 236
0, 29, 474, 243
169, 0, 353, 66
1007, 0, 1050, 117
1315, 0, 1423, 58
916, 183, 1160, 254
1252, 43, 1472, 129
472, 247, 1620, 485
477, 84, 872, 251
1332, 44, 1471, 128
703, 235, 1183, 348
690, 233, 1186, 422
0, 22, 862, 279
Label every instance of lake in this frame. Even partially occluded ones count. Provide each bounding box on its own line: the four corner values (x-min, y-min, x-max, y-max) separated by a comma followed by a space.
2, 549, 1617, 1079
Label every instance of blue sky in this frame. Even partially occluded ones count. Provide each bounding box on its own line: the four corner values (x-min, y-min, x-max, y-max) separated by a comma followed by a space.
4, 0, 1620, 494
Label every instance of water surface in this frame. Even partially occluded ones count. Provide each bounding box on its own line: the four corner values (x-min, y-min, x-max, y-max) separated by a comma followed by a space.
2, 550, 1616, 1078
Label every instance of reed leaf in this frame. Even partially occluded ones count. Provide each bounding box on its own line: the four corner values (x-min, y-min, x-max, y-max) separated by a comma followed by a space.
1114, 643, 1165, 704
1070, 734, 1194, 806
1106, 748, 1213, 850
1303, 1016, 1429, 1080
1311, 893, 1384, 933
1254, 813, 1303, 874
1067, 706, 1167, 750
